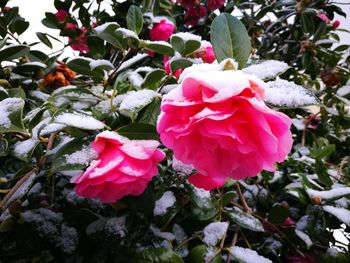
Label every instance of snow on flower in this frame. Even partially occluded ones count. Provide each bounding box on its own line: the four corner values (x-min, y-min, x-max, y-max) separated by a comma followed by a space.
71, 131, 165, 203
157, 65, 293, 190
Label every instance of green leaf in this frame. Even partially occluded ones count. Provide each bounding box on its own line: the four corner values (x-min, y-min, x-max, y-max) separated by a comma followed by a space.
13, 61, 46, 75
10, 18, 29, 35
117, 123, 159, 140
227, 208, 264, 232
12, 138, 40, 162
41, 12, 60, 29
137, 97, 161, 125
67, 57, 105, 78
210, 13, 251, 68
53, 111, 105, 130
135, 248, 184, 263
315, 159, 333, 187
0, 138, 8, 157
126, 5, 144, 35
186, 245, 221, 263
0, 98, 26, 133
170, 58, 193, 73
141, 69, 165, 90
268, 204, 289, 224
94, 22, 122, 48
170, 33, 201, 56
144, 41, 174, 56
0, 44, 30, 61
36, 32, 53, 49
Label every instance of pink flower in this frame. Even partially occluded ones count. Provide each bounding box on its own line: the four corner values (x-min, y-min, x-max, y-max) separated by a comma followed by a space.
54, 9, 68, 23
149, 19, 175, 41
69, 27, 89, 53
72, 131, 165, 203
185, 5, 208, 27
163, 56, 183, 78
207, 0, 225, 11
194, 41, 216, 63
333, 20, 340, 29
157, 70, 293, 190
316, 13, 330, 24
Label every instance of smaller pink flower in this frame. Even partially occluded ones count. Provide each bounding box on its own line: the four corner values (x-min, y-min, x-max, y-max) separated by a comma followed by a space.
206, 0, 225, 11
68, 27, 89, 53
316, 13, 330, 24
149, 19, 175, 41
185, 5, 208, 27
65, 22, 78, 31
55, 9, 68, 23
194, 41, 216, 63
333, 20, 340, 29
163, 56, 183, 78
72, 131, 165, 203
305, 114, 320, 130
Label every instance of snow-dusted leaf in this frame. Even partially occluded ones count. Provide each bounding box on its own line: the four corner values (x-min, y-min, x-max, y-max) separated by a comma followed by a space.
202, 222, 229, 246
116, 53, 148, 73
141, 69, 165, 90
0, 44, 30, 61
67, 57, 105, 78
227, 208, 264, 232
144, 40, 174, 56
242, 60, 289, 80
12, 138, 40, 162
119, 89, 159, 121
265, 78, 318, 107
153, 191, 176, 216
0, 98, 26, 133
39, 123, 66, 136
307, 187, 350, 200
323, 205, 350, 226
53, 111, 105, 130
170, 32, 201, 56
89, 59, 114, 71
5, 171, 36, 207
230, 246, 272, 263
295, 229, 313, 249
13, 61, 46, 74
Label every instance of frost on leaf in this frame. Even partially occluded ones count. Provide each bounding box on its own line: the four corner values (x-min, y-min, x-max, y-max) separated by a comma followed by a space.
54, 112, 105, 130
242, 60, 289, 80
295, 229, 313, 249
64, 144, 98, 166
0, 97, 25, 130
202, 221, 229, 246
323, 205, 350, 226
230, 246, 272, 263
265, 78, 318, 107
12, 138, 39, 161
153, 191, 176, 216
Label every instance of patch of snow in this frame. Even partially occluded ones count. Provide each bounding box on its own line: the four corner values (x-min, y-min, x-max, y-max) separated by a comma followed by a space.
40, 123, 66, 136
154, 191, 176, 216
150, 225, 175, 240
296, 215, 308, 231
193, 186, 211, 199
0, 98, 24, 129
335, 197, 350, 208
337, 84, 350, 97
145, 40, 172, 48
94, 22, 119, 33
230, 246, 272, 263
54, 112, 105, 130
202, 222, 229, 246
6, 172, 36, 205
13, 138, 39, 158
117, 53, 148, 73
47, 136, 74, 155
243, 60, 289, 80
127, 71, 144, 87
323, 206, 350, 226
171, 32, 201, 42
265, 78, 317, 107
30, 90, 49, 101
64, 145, 98, 166
205, 247, 216, 262
89, 59, 114, 70
105, 216, 127, 237
116, 28, 138, 39
172, 157, 194, 176
307, 187, 350, 200
327, 246, 341, 257
295, 229, 312, 248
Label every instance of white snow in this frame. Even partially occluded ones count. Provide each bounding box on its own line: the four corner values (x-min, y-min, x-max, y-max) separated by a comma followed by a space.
172, 157, 194, 176
171, 32, 202, 42
202, 222, 229, 246
193, 186, 211, 199
153, 191, 176, 216
127, 71, 144, 87
22, 61, 46, 68
150, 225, 175, 240
30, 90, 50, 101
323, 205, 350, 226
116, 53, 148, 73
230, 246, 272, 263
265, 78, 317, 107
178, 63, 220, 83
40, 123, 66, 136
0, 86, 8, 95
89, 59, 114, 70
54, 112, 105, 130
145, 40, 173, 48
326, 246, 341, 257
295, 229, 313, 248
335, 197, 350, 208
47, 136, 74, 155
119, 89, 158, 118
105, 216, 127, 237
242, 60, 289, 80
116, 27, 138, 39
0, 98, 24, 129
13, 138, 38, 158
307, 187, 350, 200
337, 84, 350, 97
66, 56, 92, 65
65, 145, 98, 166
296, 215, 308, 231
94, 22, 120, 33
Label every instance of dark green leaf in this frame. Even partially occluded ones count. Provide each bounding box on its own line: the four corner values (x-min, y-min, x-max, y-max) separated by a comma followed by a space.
210, 13, 251, 68
36, 32, 53, 49
126, 5, 143, 35
227, 208, 264, 232
170, 34, 201, 56
0, 44, 30, 61
170, 58, 193, 73
137, 97, 161, 125
268, 205, 289, 224
144, 41, 174, 56
117, 123, 159, 140
142, 69, 165, 90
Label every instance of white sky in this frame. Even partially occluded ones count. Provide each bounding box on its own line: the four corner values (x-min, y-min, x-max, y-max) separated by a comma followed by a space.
8, 0, 350, 58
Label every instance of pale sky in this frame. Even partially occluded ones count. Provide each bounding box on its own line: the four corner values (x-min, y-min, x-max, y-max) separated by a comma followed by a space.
8, 0, 350, 59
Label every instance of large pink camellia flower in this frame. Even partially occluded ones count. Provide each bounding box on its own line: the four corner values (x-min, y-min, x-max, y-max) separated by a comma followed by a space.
149, 19, 175, 41
72, 131, 165, 203
157, 68, 293, 190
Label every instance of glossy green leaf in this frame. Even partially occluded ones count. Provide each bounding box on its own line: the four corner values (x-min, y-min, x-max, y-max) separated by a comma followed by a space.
144, 41, 174, 56
210, 13, 251, 68
0, 44, 30, 61
126, 5, 143, 35
268, 205, 289, 224
117, 123, 159, 140
227, 208, 264, 232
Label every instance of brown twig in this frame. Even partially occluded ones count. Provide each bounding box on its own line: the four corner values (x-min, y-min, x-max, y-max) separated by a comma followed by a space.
226, 226, 240, 263
236, 183, 251, 214
0, 168, 37, 211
